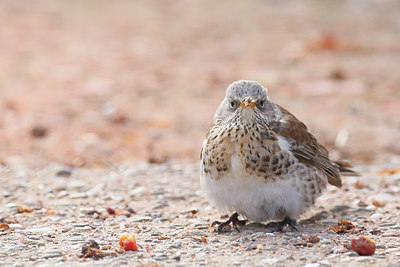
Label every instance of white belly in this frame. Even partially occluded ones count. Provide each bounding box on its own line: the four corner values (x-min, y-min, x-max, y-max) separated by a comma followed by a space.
200, 154, 323, 222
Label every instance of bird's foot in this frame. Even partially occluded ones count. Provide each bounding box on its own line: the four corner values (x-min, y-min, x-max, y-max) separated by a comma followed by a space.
266, 216, 297, 232
212, 212, 247, 233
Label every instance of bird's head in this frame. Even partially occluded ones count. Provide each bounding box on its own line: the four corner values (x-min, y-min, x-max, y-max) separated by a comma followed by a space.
214, 80, 277, 125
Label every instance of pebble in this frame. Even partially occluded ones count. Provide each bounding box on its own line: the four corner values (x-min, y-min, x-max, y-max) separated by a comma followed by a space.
0, 252, 8, 257
42, 250, 62, 259
129, 186, 147, 197
134, 216, 152, 222
23, 227, 55, 235
370, 213, 383, 221
331, 205, 350, 212
9, 224, 24, 230
344, 251, 359, 257
24, 239, 45, 246
86, 183, 105, 196
321, 219, 337, 224
382, 230, 400, 237
57, 191, 69, 198
54, 200, 77, 206
69, 192, 87, 199
5, 202, 19, 209
2, 190, 12, 197
262, 258, 278, 264
60, 226, 72, 233
69, 180, 88, 189
385, 248, 400, 253
318, 260, 331, 266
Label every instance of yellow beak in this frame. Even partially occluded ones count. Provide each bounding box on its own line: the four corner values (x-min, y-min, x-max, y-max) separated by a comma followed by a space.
240, 98, 256, 109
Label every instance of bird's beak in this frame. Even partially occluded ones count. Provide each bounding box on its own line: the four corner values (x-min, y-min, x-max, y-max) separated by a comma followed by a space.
240, 97, 256, 109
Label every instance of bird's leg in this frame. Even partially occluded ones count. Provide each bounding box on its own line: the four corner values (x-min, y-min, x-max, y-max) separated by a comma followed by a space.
211, 212, 247, 233
266, 216, 297, 232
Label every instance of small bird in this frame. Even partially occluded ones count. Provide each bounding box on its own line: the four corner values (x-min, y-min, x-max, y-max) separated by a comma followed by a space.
200, 80, 356, 233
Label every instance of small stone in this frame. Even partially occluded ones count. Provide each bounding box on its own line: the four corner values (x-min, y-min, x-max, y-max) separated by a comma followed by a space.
133, 216, 152, 222
370, 213, 382, 221
60, 226, 73, 233
86, 184, 105, 197
376, 244, 386, 249
8, 224, 24, 230
332, 205, 350, 212
262, 258, 278, 264
69, 193, 87, 199
5, 202, 19, 209
385, 247, 400, 253
57, 191, 69, 198
24, 239, 45, 246
74, 226, 92, 232
2, 190, 12, 197
42, 250, 62, 259
56, 169, 72, 177
31, 126, 48, 138
170, 241, 182, 249
318, 260, 331, 266
382, 230, 400, 237
69, 180, 88, 189
129, 186, 146, 197
155, 253, 168, 260
345, 251, 360, 257
321, 219, 338, 224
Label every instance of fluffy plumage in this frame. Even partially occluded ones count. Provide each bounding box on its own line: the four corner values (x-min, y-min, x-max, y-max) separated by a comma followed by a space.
200, 80, 355, 225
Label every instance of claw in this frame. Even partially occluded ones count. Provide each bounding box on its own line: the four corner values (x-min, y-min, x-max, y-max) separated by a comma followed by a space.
211, 212, 247, 233
266, 216, 297, 232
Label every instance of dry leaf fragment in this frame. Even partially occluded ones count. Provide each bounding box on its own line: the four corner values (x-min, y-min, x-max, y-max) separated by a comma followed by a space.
17, 206, 34, 213
353, 180, 365, 189
329, 219, 355, 234
200, 236, 207, 242
329, 225, 344, 234
119, 233, 139, 251
378, 168, 400, 175
308, 235, 321, 244
81, 240, 105, 260
372, 199, 385, 207
338, 219, 354, 230
0, 223, 10, 231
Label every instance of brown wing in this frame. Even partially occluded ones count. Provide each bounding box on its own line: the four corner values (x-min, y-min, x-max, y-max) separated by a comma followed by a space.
272, 105, 343, 187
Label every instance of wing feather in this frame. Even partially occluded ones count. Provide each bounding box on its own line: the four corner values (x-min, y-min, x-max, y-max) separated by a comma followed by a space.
272, 105, 343, 187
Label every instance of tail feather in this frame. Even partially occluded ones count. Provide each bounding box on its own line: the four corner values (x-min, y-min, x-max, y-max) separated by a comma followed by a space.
335, 160, 360, 176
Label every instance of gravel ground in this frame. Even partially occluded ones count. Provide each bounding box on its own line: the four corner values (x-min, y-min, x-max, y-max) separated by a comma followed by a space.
1, 161, 400, 266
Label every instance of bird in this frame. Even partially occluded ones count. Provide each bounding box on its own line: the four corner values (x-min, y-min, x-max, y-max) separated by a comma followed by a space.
200, 80, 356, 233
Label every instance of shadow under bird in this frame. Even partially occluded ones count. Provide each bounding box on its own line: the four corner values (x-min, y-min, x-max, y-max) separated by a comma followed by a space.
200, 80, 357, 233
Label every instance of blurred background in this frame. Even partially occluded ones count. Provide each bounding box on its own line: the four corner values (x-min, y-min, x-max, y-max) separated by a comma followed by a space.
0, 0, 399, 168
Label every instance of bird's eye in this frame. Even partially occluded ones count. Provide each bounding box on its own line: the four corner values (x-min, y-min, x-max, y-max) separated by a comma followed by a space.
259, 100, 265, 107
230, 101, 236, 108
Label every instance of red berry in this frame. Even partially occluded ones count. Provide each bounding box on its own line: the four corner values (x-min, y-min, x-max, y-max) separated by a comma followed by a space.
107, 208, 116, 215
351, 236, 376, 256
